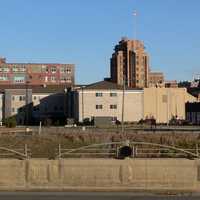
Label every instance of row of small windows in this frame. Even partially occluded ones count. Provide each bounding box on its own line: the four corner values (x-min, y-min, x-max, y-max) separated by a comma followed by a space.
95, 92, 117, 97
12, 95, 48, 101
0, 75, 71, 83
0, 66, 72, 74
0, 67, 26, 73
45, 76, 71, 82
42, 66, 72, 74
96, 105, 117, 109
12, 96, 26, 101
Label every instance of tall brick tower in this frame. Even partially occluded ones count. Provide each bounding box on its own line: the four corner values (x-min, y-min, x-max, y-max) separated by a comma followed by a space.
110, 37, 149, 88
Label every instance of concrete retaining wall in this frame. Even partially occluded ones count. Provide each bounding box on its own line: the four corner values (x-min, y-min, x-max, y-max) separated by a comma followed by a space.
0, 158, 199, 191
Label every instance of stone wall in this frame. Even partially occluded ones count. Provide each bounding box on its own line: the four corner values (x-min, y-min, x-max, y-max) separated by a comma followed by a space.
0, 158, 199, 192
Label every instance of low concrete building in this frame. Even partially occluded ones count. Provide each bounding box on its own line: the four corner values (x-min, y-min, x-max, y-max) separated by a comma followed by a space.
3, 85, 70, 125
144, 88, 197, 123
73, 81, 143, 123
32, 91, 66, 124
4, 89, 32, 125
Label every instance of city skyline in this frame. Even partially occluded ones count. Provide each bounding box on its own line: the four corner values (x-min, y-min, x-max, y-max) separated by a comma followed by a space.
0, 0, 200, 84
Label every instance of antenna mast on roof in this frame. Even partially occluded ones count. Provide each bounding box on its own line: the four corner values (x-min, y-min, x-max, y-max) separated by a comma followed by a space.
133, 10, 137, 49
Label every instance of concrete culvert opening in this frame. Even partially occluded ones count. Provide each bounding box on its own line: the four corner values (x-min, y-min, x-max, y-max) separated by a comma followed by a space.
118, 146, 133, 159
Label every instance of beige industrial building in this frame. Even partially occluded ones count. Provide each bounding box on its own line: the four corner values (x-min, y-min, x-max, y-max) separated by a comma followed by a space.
144, 88, 197, 123
110, 38, 149, 88
73, 81, 198, 124
73, 81, 144, 122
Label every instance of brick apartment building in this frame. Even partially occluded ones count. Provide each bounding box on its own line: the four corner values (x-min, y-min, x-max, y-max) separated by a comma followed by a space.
148, 72, 165, 88
110, 37, 149, 88
165, 80, 178, 88
0, 57, 75, 86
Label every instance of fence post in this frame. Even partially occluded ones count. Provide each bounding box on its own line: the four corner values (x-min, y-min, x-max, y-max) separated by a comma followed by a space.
38, 121, 42, 135
116, 146, 119, 158
196, 143, 199, 158
135, 145, 137, 157
24, 144, 28, 159
58, 144, 61, 159
132, 145, 135, 158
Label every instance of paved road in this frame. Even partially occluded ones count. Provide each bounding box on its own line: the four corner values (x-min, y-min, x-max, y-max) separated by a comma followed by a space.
0, 192, 200, 200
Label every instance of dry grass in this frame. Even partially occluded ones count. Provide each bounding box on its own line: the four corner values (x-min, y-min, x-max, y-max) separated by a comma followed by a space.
0, 131, 199, 158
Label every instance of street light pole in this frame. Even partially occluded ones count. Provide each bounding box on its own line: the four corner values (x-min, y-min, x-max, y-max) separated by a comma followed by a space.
81, 86, 84, 123
121, 75, 125, 134
25, 75, 30, 126
64, 78, 67, 123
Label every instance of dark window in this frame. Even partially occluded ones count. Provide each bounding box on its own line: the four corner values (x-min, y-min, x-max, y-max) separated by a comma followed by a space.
96, 105, 103, 109
96, 93, 103, 97
110, 105, 117, 109
110, 93, 117, 97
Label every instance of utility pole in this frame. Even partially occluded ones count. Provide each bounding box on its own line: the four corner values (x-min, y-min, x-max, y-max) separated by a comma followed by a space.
167, 89, 170, 125
121, 75, 125, 134
64, 78, 67, 123
81, 86, 84, 123
25, 75, 30, 127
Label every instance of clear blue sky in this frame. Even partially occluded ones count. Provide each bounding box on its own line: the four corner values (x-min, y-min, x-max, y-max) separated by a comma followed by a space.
0, 0, 200, 84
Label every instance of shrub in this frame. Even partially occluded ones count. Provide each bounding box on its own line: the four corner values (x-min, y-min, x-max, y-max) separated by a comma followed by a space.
54, 120, 60, 126
44, 118, 52, 126
4, 117, 17, 128
83, 118, 91, 126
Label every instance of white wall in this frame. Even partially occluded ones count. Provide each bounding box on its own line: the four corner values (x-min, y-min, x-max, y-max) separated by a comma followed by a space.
77, 89, 143, 122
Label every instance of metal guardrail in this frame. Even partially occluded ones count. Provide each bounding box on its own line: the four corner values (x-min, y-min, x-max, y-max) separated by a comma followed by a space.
56, 141, 200, 159
0, 145, 30, 159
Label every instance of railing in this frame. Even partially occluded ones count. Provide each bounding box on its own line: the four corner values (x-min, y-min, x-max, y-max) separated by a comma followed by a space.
56, 141, 200, 159
0, 144, 30, 159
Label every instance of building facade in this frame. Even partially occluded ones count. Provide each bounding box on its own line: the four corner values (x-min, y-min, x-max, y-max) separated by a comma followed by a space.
186, 102, 200, 125
73, 81, 144, 123
2, 85, 70, 125
110, 38, 149, 88
143, 88, 197, 123
0, 57, 75, 86
4, 89, 32, 125
148, 72, 164, 88
165, 80, 178, 88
